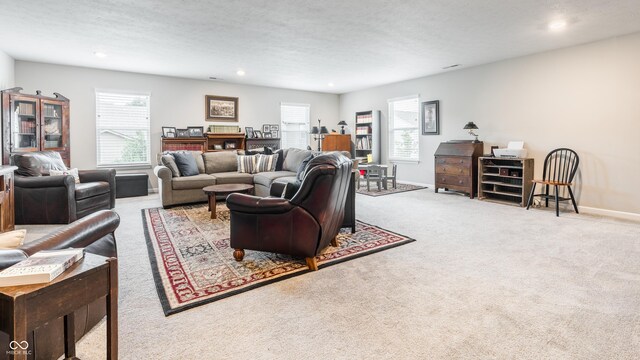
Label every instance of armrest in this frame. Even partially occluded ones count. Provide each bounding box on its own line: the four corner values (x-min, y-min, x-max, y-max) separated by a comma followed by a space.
269, 182, 287, 197
154, 165, 172, 181
79, 169, 116, 208
15, 174, 75, 189
20, 210, 120, 256
227, 193, 294, 214
0, 249, 28, 270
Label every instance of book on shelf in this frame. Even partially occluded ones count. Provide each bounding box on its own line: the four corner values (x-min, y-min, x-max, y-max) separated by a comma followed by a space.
0, 248, 84, 287
15, 102, 35, 116
355, 113, 373, 124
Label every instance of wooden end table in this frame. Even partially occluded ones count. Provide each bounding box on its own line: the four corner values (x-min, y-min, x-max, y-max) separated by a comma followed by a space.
203, 184, 254, 219
0, 253, 118, 360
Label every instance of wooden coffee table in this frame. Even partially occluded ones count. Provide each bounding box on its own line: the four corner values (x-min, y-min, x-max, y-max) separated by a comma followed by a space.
203, 184, 254, 219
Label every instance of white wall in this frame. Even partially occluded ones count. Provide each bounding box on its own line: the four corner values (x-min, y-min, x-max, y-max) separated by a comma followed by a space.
340, 32, 640, 215
0, 50, 14, 90
15, 61, 340, 188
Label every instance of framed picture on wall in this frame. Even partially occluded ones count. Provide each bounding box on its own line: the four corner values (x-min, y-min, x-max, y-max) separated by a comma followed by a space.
205, 95, 238, 121
421, 100, 439, 135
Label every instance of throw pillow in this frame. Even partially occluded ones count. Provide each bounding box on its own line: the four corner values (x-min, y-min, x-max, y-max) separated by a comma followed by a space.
281, 180, 301, 200
49, 168, 80, 184
237, 155, 257, 174
283, 148, 312, 172
296, 153, 315, 182
254, 154, 279, 173
274, 149, 286, 171
172, 152, 199, 177
0, 229, 27, 249
161, 155, 181, 177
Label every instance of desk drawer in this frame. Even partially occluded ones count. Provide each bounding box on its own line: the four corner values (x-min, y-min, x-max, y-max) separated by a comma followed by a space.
435, 157, 471, 167
435, 164, 470, 176
436, 174, 470, 188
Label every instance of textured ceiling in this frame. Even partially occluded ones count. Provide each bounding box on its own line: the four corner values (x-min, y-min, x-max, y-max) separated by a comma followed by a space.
1, 0, 639, 93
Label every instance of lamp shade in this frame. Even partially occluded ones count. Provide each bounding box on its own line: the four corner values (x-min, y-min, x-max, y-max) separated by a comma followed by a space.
337, 120, 348, 126
463, 121, 478, 130
320, 126, 329, 134
311, 126, 319, 134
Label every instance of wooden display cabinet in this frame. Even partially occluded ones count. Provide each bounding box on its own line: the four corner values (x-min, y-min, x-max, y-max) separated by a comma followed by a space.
478, 157, 534, 206
1, 88, 71, 166
205, 133, 245, 152
322, 134, 351, 153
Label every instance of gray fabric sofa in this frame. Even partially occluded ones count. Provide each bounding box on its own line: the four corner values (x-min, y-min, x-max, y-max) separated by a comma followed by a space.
154, 148, 313, 208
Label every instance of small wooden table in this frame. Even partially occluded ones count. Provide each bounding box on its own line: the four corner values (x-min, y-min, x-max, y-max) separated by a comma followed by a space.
359, 164, 389, 190
0, 253, 118, 360
203, 184, 254, 219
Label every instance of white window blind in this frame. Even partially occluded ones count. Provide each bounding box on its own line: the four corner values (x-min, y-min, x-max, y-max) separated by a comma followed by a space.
388, 96, 419, 161
96, 90, 151, 167
280, 103, 310, 150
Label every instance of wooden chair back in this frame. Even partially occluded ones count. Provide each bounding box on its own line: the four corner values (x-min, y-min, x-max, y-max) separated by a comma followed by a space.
542, 148, 579, 184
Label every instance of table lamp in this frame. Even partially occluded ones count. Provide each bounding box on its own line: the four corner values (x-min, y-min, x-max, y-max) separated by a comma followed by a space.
463, 122, 479, 142
337, 120, 348, 134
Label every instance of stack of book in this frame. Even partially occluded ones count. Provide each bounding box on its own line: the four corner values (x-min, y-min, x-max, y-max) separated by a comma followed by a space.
0, 248, 84, 287
208, 125, 240, 133
356, 113, 372, 124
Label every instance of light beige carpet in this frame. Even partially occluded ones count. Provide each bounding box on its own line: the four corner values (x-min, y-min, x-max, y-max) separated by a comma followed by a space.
21, 190, 640, 359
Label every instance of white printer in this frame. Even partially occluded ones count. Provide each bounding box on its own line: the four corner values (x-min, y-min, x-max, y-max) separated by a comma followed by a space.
493, 141, 528, 158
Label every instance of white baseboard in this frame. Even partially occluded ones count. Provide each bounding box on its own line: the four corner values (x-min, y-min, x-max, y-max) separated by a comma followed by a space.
578, 206, 640, 222
149, 187, 158, 194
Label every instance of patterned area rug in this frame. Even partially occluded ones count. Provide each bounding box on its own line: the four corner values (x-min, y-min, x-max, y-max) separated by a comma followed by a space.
356, 182, 427, 197
142, 203, 415, 316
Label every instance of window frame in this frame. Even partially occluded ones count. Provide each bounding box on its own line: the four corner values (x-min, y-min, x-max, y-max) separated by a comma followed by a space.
280, 102, 310, 150
387, 95, 421, 163
95, 89, 152, 169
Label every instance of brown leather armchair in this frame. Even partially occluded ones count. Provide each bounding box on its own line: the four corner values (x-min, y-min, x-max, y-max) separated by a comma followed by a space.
12, 151, 116, 224
227, 152, 352, 270
0, 210, 120, 359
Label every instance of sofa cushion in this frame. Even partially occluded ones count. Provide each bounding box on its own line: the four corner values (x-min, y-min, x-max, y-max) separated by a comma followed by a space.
296, 153, 315, 181
75, 182, 110, 200
237, 155, 257, 174
255, 154, 279, 173
210, 172, 254, 185
161, 155, 181, 177
274, 148, 287, 171
171, 174, 216, 190
282, 148, 312, 172
253, 171, 297, 187
172, 152, 200, 177
203, 151, 238, 174
13, 151, 67, 177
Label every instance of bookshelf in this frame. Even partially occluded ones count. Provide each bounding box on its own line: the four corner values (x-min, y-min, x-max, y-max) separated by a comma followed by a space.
478, 157, 534, 206
354, 110, 380, 163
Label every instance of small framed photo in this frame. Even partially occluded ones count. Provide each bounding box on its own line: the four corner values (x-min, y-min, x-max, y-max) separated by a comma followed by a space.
421, 100, 439, 135
176, 128, 189, 138
213, 144, 223, 150
264, 133, 272, 139
162, 126, 176, 138
187, 126, 204, 137
224, 141, 237, 149
254, 130, 263, 138
245, 127, 255, 138
271, 130, 279, 139
262, 124, 269, 133
269, 124, 279, 132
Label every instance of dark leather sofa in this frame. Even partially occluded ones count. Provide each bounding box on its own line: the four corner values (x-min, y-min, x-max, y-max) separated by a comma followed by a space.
12, 151, 116, 224
227, 152, 352, 270
0, 210, 120, 359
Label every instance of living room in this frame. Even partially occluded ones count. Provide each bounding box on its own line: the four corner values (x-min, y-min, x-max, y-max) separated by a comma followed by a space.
1, 1, 639, 359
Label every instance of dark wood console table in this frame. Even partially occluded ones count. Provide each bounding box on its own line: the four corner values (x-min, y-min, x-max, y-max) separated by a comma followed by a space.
434, 141, 483, 199
0, 254, 118, 360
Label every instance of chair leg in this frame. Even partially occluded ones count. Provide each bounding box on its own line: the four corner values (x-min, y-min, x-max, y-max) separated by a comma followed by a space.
554, 185, 559, 217
306, 257, 318, 271
393, 178, 397, 189
367, 178, 370, 191
233, 249, 244, 261
545, 185, 549, 207
526, 183, 537, 210
567, 185, 579, 214
331, 236, 338, 247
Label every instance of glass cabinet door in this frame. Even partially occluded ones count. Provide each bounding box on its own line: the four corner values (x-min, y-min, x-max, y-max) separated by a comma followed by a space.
11, 99, 38, 150
42, 103, 64, 149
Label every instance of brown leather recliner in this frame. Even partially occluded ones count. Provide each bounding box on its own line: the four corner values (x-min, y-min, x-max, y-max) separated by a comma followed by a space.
0, 210, 120, 359
227, 152, 352, 270
12, 151, 116, 224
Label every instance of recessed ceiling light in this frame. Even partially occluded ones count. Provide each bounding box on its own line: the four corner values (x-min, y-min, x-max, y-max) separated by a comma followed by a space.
93, 51, 107, 58
236, 69, 245, 76
328, 82, 334, 87
548, 20, 567, 32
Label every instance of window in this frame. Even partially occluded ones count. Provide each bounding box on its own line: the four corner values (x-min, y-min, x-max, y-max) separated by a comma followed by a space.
388, 95, 419, 161
280, 103, 310, 150
96, 90, 151, 167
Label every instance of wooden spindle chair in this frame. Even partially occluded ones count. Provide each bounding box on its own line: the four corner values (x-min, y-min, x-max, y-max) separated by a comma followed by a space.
526, 148, 579, 216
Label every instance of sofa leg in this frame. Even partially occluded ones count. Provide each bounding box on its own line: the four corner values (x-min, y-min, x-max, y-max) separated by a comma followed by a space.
233, 249, 245, 261
331, 236, 338, 247
306, 257, 318, 271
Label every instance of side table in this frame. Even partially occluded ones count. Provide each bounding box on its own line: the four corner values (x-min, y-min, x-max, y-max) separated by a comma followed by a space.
203, 184, 254, 219
0, 253, 118, 360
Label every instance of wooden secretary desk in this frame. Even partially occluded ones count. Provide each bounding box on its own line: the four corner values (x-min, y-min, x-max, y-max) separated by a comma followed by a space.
434, 141, 484, 199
